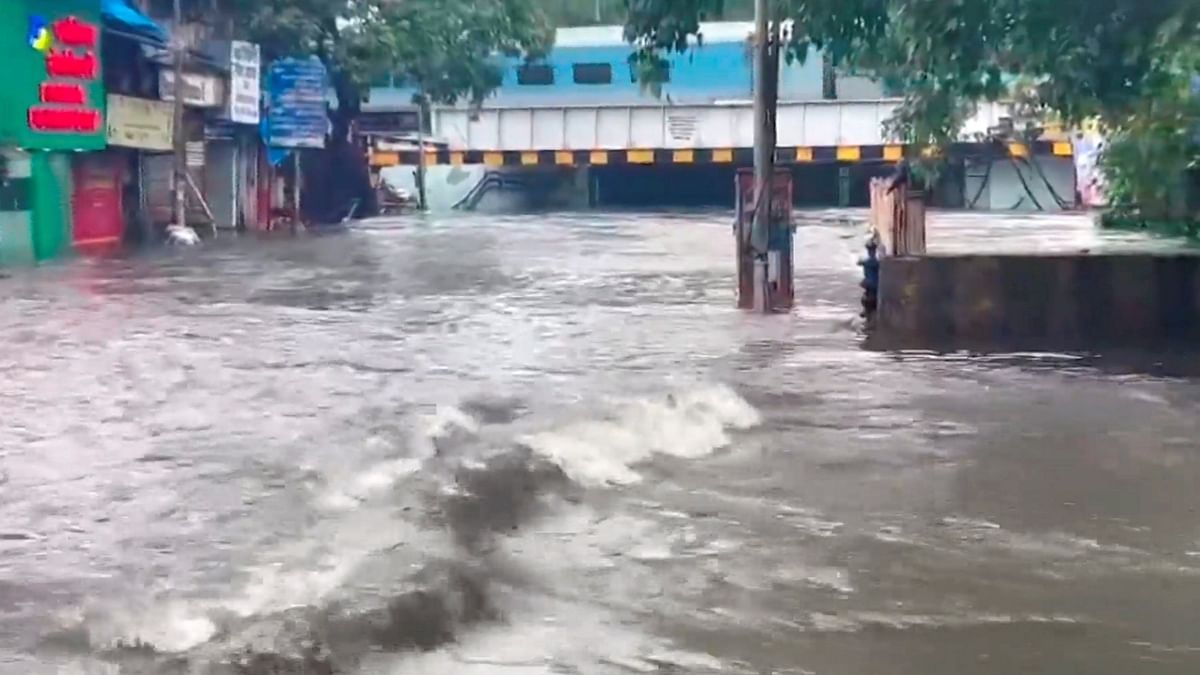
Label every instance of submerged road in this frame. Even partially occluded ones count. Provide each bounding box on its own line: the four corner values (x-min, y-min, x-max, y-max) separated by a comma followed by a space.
1, 210, 1199, 674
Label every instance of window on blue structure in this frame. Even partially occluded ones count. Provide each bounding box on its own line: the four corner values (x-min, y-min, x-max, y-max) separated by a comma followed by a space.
573, 63, 613, 85
517, 64, 555, 85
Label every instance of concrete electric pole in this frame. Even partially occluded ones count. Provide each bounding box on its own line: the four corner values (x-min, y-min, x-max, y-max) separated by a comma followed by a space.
171, 0, 187, 230
751, 0, 778, 312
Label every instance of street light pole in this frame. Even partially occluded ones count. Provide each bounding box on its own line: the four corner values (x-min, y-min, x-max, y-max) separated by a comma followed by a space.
171, 0, 187, 230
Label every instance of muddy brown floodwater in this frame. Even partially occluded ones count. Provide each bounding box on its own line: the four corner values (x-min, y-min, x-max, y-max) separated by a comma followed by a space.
1, 210, 1199, 674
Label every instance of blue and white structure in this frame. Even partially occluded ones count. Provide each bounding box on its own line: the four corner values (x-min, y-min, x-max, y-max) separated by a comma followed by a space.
364, 23, 1076, 212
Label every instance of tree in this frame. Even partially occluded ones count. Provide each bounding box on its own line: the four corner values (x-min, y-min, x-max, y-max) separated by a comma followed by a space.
545, 0, 752, 26
1100, 44, 1200, 227
380, 0, 553, 108
231, 0, 551, 128
624, 0, 1199, 157
228, 0, 552, 220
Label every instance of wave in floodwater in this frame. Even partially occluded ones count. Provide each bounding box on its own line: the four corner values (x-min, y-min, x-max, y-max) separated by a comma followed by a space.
35, 384, 761, 674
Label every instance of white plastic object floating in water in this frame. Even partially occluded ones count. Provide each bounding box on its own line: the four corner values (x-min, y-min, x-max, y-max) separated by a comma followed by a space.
166, 224, 200, 246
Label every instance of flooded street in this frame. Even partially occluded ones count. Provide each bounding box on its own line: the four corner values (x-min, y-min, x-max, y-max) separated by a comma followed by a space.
2, 210, 1200, 674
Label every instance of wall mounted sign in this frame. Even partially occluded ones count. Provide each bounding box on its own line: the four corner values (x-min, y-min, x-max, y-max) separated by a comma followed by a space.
226, 41, 261, 124
106, 94, 173, 151
26, 13, 103, 135
159, 70, 225, 108
0, 1, 106, 150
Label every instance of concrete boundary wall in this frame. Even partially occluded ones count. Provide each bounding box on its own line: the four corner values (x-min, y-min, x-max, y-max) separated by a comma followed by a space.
877, 255, 1200, 347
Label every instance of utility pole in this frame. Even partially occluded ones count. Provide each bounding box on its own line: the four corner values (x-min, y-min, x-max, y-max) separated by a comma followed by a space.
415, 92, 428, 211
171, 0, 187, 230
751, 0, 778, 312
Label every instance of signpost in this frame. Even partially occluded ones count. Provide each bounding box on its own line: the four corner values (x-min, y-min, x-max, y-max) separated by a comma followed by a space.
266, 57, 327, 230
266, 57, 328, 149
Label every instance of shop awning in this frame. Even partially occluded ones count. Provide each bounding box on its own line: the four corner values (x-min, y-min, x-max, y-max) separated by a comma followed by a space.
102, 0, 169, 48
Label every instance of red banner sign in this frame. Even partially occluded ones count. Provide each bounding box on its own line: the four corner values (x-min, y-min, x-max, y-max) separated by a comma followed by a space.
28, 106, 101, 133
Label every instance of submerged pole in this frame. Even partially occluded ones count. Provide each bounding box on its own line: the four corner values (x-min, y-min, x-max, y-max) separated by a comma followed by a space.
751, 0, 777, 312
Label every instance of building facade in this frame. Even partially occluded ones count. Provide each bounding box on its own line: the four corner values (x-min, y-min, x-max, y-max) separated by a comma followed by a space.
0, 0, 107, 263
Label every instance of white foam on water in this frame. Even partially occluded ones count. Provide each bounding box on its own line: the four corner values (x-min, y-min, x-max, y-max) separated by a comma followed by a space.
62, 600, 220, 654
422, 404, 482, 440
318, 405, 478, 510
378, 595, 729, 675
520, 384, 760, 487
66, 503, 444, 658
318, 457, 424, 510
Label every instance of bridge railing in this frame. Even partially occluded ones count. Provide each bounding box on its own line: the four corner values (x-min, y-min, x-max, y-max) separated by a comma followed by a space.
432, 100, 1021, 153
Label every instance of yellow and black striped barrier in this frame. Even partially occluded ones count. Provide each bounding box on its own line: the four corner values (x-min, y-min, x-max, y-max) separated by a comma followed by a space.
370, 142, 1072, 168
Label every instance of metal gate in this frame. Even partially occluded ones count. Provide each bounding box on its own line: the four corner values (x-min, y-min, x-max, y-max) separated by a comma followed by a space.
205, 140, 238, 230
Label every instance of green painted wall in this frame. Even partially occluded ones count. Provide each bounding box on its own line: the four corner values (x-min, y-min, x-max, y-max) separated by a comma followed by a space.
0, 0, 105, 264
31, 153, 73, 261
0, 151, 35, 265
0, 0, 106, 152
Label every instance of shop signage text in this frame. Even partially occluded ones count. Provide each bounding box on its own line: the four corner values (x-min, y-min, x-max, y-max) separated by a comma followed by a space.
159, 70, 224, 108
266, 57, 328, 149
226, 41, 261, 125
26, 14, 102, 134
106, 94, 173, 151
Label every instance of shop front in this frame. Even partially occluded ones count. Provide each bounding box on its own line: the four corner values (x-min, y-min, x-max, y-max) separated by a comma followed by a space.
200, 39, 264, 231
0, 0, 106, 264
86, 93, 175, 247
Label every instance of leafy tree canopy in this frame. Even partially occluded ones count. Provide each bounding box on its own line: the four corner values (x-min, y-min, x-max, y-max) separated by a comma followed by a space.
624, 0, 1200, 146
229, 0, 553, 112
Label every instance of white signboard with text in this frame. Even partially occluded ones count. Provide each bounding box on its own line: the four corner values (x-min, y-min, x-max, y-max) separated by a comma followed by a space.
227, 41, 261, 125
159, 70, 224, 108
106, 94, 173, 151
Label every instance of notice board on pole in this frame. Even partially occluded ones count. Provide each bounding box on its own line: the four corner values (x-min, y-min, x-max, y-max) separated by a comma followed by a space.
265, 57, 328, 149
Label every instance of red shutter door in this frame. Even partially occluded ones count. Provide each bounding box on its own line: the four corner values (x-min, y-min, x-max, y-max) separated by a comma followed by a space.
72, 153, 123, 247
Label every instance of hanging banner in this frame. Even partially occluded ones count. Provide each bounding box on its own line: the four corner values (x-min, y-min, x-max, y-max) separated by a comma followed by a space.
265, 57, 328, 149
226, 40, 261, 124
106, 94, 173, 151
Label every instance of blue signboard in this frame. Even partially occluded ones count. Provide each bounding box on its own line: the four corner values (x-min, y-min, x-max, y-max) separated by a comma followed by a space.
265, 57, 328, 149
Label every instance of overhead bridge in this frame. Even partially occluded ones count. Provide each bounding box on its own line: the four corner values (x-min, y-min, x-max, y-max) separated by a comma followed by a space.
370, 100, 1073, 167
371, 142, 1070, 168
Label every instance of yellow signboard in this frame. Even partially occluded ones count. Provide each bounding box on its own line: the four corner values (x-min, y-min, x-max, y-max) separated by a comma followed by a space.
106, 94, 173, 151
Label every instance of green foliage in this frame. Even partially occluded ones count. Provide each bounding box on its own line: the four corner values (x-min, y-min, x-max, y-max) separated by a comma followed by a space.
624, 0, 1200, 211
380, 0, 552, 106
1100, 46, 1200, 228
543, 0, 752, 27
229, 0, 552, 112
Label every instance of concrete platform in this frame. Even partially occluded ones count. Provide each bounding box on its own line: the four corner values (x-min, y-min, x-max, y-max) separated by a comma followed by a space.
875, 254, 1200, 348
